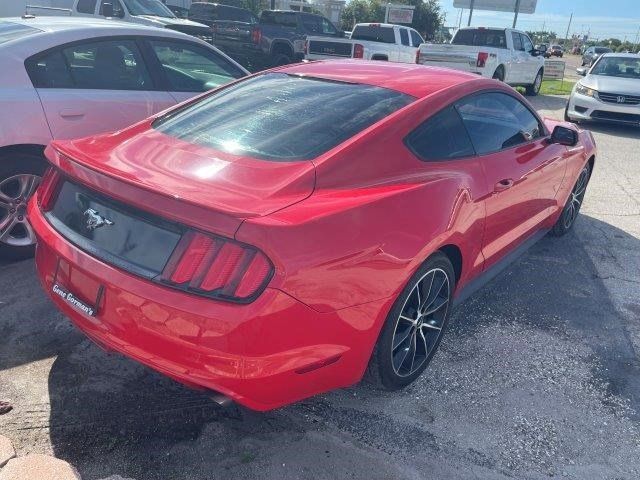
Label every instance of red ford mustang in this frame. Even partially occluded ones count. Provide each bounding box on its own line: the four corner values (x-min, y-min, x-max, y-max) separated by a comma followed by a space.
29, 61, 596, 411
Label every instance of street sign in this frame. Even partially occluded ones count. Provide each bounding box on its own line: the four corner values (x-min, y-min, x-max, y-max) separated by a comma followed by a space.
385, 4, 414, 24
543, 60, 565, 80
453, 0, 537, 14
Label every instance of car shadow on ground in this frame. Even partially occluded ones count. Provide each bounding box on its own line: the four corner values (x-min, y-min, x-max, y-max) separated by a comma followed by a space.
581, 122, 640, 140
1, 214, 640, 479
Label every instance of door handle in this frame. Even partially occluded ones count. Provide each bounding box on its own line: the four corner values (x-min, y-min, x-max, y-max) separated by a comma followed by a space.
494, 178, 514, 192
59, 109, 85, 119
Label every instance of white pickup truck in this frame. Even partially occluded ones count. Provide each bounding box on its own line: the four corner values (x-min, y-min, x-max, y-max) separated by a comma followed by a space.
418, 27, 545, 95
305, 23, 424, 63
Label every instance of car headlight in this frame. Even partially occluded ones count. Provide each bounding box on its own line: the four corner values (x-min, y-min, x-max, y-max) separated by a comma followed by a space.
576, 83, 598, 98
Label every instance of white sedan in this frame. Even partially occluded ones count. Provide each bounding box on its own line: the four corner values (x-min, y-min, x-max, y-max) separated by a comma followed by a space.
0, 16, 248, 260
566, 53, 640, 126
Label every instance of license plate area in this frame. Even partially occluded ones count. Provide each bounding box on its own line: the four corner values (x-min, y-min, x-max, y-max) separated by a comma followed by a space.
52, 258, 103, 317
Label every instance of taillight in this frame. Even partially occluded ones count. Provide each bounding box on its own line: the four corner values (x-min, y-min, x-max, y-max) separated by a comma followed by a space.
37, 167, 62, 212
353, 43, 364, 59
161, 230, 273, 302
477, 52, 488, 68
415, 49, 420, 64
251, 26, 262, 45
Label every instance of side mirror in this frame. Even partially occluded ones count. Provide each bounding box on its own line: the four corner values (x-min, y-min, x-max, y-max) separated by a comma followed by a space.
550, 125, 578, 146
576, 66, 588, 76
531, 49, 541, 56
338, 30, 345, 38
102, 2, 114, 17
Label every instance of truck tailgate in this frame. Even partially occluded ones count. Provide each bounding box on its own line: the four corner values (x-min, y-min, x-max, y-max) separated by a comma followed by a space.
306, 37, 353, 59
418, 44, 480, 72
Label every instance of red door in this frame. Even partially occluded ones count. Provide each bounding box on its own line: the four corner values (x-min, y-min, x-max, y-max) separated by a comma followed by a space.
456, 91, 564, 269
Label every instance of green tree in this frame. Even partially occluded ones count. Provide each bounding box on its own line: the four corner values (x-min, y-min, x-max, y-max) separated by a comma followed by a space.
340, 0, 443, 39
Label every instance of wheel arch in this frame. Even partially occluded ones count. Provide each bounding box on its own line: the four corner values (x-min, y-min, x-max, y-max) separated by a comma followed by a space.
270, 40, 294, 57
438, 244, 463, 285
0, 144, 46, 159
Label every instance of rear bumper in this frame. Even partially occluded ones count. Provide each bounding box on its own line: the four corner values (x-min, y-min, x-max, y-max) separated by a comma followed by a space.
28, 197, 390, 411
567, 92, 640, 126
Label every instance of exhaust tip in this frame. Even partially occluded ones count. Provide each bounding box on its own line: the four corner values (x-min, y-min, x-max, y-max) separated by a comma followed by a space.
210, 393, 233, 407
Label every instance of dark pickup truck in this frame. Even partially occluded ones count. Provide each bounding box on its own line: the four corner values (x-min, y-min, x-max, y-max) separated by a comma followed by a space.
190, 7, 343, 71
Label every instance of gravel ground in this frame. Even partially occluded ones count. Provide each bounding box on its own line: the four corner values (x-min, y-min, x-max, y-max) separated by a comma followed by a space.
1, 89, 639, 480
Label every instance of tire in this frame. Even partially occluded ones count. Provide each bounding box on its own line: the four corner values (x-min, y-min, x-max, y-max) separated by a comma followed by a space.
492, 66, 505, 82
0, 151, 47, 261
551, 164, 591, 237
564, 104, 572, 122
271, 53, 292, 67
525, 69, 543, 96
581, 59, 585, 66
366, 252, 455, 390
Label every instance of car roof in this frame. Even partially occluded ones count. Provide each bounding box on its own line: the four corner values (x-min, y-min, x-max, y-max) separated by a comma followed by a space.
1, 16, 176, 36
278, 60, 481, 99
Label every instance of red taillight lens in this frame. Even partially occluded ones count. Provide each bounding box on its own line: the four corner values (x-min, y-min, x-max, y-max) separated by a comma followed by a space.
251, 26, 262, 45
37, 167, 62, 212
477, 51, 488, 68
353, 43, 364, 59
162, 231, 273, 302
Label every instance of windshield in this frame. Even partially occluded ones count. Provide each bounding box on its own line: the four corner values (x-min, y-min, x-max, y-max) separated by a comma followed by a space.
594, 47, 612, 54
153, 73, 413, 161
122, 0, 176, 18
452, 29, 506, 49
591, 57, 640, 78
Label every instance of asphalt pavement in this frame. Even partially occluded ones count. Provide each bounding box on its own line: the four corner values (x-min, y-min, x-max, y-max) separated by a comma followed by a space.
1, 78, 639, 479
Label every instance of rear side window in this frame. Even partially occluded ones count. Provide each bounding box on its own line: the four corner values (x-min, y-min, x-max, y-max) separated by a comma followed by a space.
0, 22, 40, 44
351, 25, 396, 44
260, 11, 298, 27
149, 40, 245, 92
76, 0, 97, 14
453, 29, 506, 49
189, 3, 215, 20
410, 30, 423, 47
301, 14, 337, 35
456, 92, 542, 155
153, 73, 413, 161
27, 39, 152, 90
511, 31, 523, 51
405, 107, 475, 161
399, 29, 409, 46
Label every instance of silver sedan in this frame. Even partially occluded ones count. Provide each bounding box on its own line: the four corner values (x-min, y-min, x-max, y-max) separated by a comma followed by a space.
566, 53, 640, 126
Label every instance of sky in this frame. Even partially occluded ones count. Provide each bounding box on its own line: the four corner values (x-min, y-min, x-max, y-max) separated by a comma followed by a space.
439, 0, 640, 41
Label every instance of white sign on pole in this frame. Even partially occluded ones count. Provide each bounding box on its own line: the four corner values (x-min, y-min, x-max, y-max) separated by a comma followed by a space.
543, 60, 565, 80
453, 0, 537, 14
385, 4, 414, 24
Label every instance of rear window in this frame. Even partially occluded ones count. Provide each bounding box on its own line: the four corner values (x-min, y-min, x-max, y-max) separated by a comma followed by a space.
153, 73, 413, 161
351, 25, 396, 44
452, 29, 507, 49
0, 22, 40, 44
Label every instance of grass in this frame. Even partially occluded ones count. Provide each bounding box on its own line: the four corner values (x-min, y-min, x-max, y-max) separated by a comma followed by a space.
539, 79, 576, 95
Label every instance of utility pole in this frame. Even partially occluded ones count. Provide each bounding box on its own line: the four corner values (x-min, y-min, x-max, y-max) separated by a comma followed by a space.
564, 12, 573, 43
512, 0, 521, 28
634, 26, 640, 53
457, 8, 464, 30
467, 0, 475, 27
